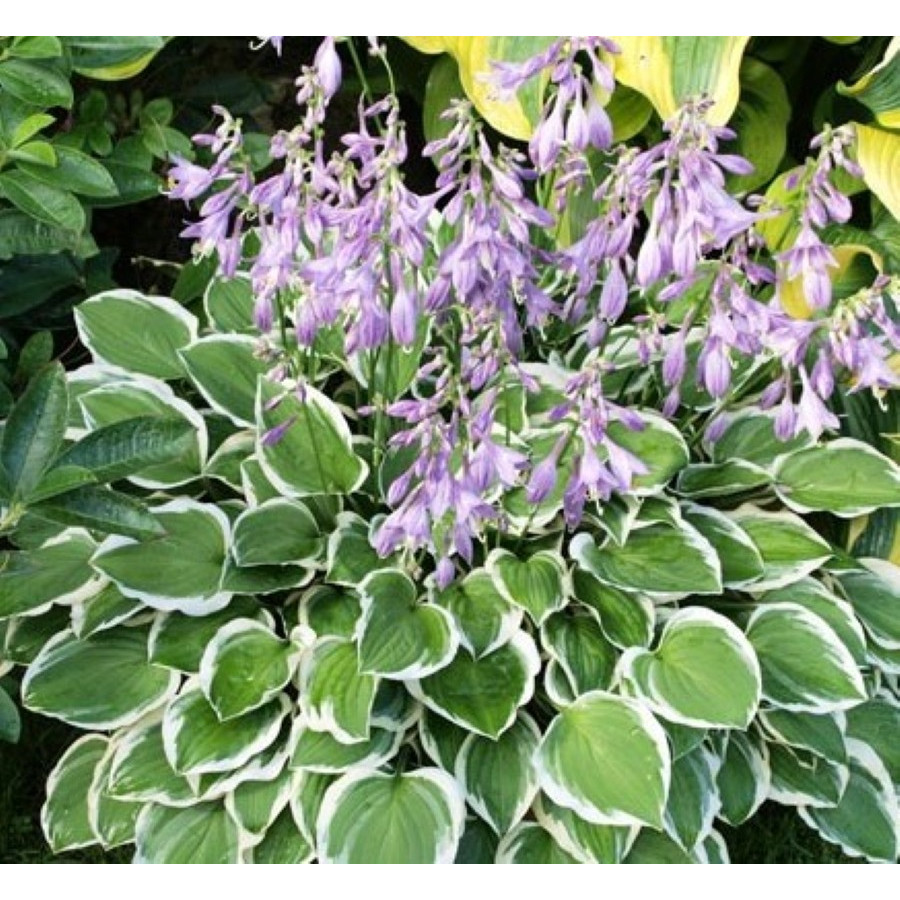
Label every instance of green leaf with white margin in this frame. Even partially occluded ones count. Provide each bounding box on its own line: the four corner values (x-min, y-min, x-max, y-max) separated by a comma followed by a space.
41, 735, 106, 852
676, 459, 772, 500
256, 378, 368, 497
620, 608, 761, 729
624, 829, 695, 863
432, 568, 522, 658
71, 583, 142, 639
541, 610, 617, 696
728, 506, 832, 592
92, 499, 231, 615
570, 522, 722, 598
709, 407, 813, 467
193, 738, 290, 804
455, 713, 540, 836
204, 273, 255, 333
846, 698, 900, 787
232, 498, 323, 568
663, 746, 721, 852
681, 503, 764, 588
774, 439, 900, 517
2, 606, 70, 665
370, 680, 418, 733
75, 291, 197, 380
224, 769, 292, 842
760, 709, 847, 766
204, 430, 253, 490
199, 618, 303, 721
290, 770, 334, 847
836, 559, 900, 650
22, 625, 177, 729
134, 802, 243, 864
147, 597, 271, 673
251, 807, 314, 864
298, 637, 377, 743
486, 549, 568, 625
163, 683, 289, 776
179, 335, 268, 427
759, 578, 868, 666
746, 603, 866, 712
297, 585, 360, 640
289, 719, 403, 773
325, 512, 384, 586
0, 529, 104, 620
571, 569, 654, 650
768, 744, 849, 808
533, 793, 633, 864
455, 817, 500, 864
800, 739, 899, 863
106, 719, 196, 806
355, 569, 458, 680
408, 631, 540, 739
87, 742, 141, 848
77, 377, 207, 488
536, 690, 671, 828
418, 711, 471, 771
715, 730, 769, 827
495, 822, 578, 864
1, 361, 67, 500
317, 768, 466, 864
606, 412, 689, 495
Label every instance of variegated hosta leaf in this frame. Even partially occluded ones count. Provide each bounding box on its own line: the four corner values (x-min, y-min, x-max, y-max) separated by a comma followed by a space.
845, 698, 900, 787
199, 618, 303, 721
355, 569, 458, 679
232, 498, 323, 568
620, 608, 761, 729
455, 713, 540, 835
289, 718, 403, 774
855, 122, 900, 221
418, 711, 471, 771
541, 610, 618, 697
536, 690, 670, 828
455, 817, 500, 863
495, 822, 578, 864
22, 625, 177, 729
298, 637, 377, 743
71, 583, 142, 639
836, 559, 900, 651
134, 802, 243, 864
92, 499, 232, 615
290, 770, 334, 848
680, 504, 765, 589
162, 683, 289, 776
250, 808, 314, 864
533, 793, 633, 864
486, 549, 568, 625
715, 731, 770, 827
663, 746, 722, 852
709, 407, 814, 467
571, 569, 654, 649
408, 631, 540, 739
317, 768, 466, 864
676, 459, 772, 499
298, 585, 361, 639
87, 742, 142, 849
768, 744, 848, 808
224, 769, 292, 842
204, 273, 254, 333
746, 603, 866, 712
839, 38, 900, 127
624, 828, 695, 863
759, 709, 847, 765
325, 513, 384, 586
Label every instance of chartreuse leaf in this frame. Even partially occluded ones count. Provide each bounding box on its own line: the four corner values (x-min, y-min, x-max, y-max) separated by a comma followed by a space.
612, 37, 750, 125
251, 808, 314, 864
1, 362, 67, 500
541, 610, 618, 696
162, 684, 289, 776
408, 631, 540, 739
839, 38, 900, 128
41, 735, 106, 853
775, 439, 900, 517
715, 731, 769, 826
570, 521, 722, 597
232, 499, 323, 568
746, 603, 866, 712
23, 625, 177, 729
289, 719, 402, 774
620, 608, 761, 729
571, 569, 654, 649
179, 335, 268, 427
837, 559, 900, 651
256, 378, 368, 497
87, 743, 141, 848
298, 637, 377, 743
432, 569, 522, 658
75, 291, 198, 380
455, 713, 540, 835
134, 802, 242, 864
317, 768, 466, 864
199, 618, 302, 721
356, 569, 458, 679
681, 504, 764, 588
533, 793, 632, 864
855, 122, 900, 221
487, 549, 567, 625
224, 769, 292, 841
495, 822, 578, 863
800, 741, 899, 863
92, 499, 231, 615
536, 691, 670, 828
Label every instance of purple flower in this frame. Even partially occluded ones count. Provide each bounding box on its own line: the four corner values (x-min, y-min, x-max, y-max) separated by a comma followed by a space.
314, 38, 342, 99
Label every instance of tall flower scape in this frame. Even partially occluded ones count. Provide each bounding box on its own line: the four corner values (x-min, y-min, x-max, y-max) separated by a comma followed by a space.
3, 36, 900, 863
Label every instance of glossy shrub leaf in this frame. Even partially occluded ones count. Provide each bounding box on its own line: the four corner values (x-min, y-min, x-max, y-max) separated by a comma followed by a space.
536, 691, 670, 828
232, 499, 323, 567
409, 632, 540, 739
495, 822, 578, 864
487, 549, 567, 625
75, 291, 198, 380
134, 802, 242, 864
0, 58, 72, 107
22, 625, 177, 729
775, 439, 900, 517
746, 603, 866, 712
256, 378, 368, 497
199, 619, 302, 721
356, 569, 458, 679
621, 608, 761, 729
317, 768, 465, 864
19, 146, 118, 198
0, 170, 84, 232
32, 486, 163, 540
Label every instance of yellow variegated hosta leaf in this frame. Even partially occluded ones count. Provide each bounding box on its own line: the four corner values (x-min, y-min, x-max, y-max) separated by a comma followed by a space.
403, 37, 452, 56
825, 37, 862, 45
612, 37, 750, 126
855, 123, 900, 221
839, 38, 900, 129
76, 49, 160, 81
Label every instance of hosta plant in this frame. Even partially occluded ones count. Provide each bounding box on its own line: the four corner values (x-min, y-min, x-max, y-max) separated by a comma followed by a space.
1, 36, 899, 864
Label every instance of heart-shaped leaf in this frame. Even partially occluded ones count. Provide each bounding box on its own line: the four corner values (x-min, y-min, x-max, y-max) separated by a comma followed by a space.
487, 549, 567, 625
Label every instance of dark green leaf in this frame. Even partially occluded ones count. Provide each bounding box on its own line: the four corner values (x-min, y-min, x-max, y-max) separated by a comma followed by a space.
0, 59, 73, 108
0, 170, 85, 232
